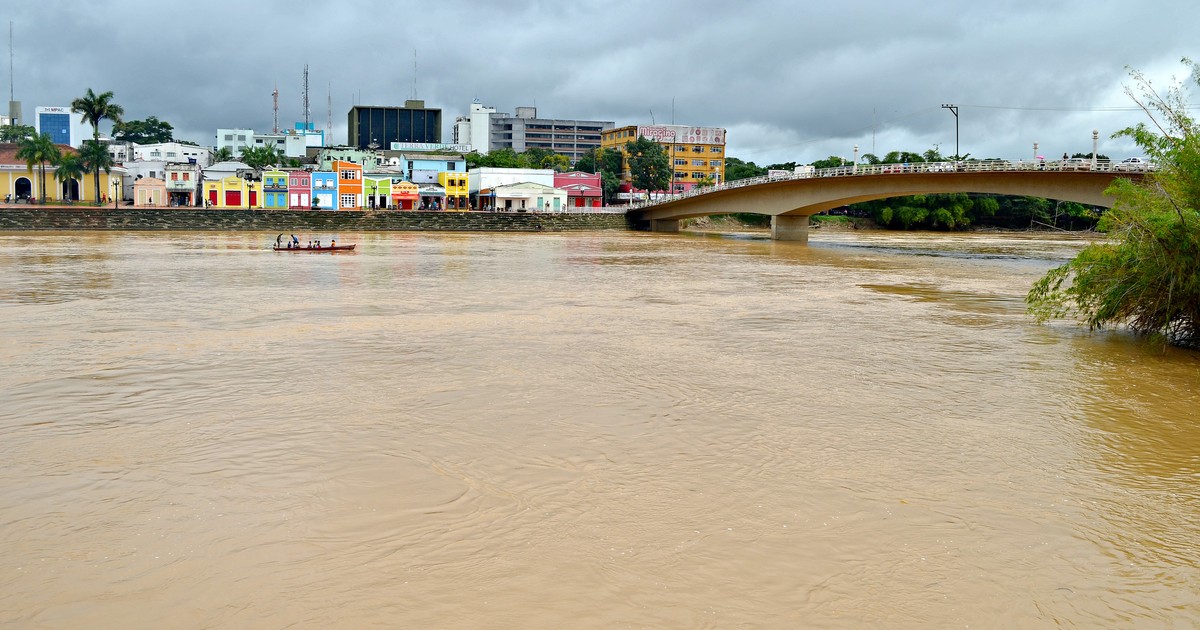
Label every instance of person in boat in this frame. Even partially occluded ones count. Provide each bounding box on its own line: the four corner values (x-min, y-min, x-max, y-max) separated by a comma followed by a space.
331, 239, 336, 247
291, 234, 299, 246
276, 234, 283, 248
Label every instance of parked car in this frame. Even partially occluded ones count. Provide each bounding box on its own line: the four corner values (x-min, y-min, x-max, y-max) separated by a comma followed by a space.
1059, 157, 1093, 171
1114, 157, 1156, 171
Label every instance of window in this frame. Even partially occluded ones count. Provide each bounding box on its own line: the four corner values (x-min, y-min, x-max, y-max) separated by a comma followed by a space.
674, 159, 686, 165
692, 159, 705, 166
183, 173, 190, 181
710, 160, 721, 167
674, 172, 685, 179
224, 135, 233, 141
447, 162, 456, 170
693, 146, 703, 152
692, 172, 704, 178
291, 178, 297, 186
340, 193, 357, 207
340, 170, 358, 180
710, 146, 723, 153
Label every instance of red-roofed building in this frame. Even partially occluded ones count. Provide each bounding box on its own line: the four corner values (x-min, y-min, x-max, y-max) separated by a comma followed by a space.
0, 142, 125, 204
554, 171, 603, 208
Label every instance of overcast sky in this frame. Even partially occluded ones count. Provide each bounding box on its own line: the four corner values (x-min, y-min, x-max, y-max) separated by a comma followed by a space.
9, 1, 1198, 164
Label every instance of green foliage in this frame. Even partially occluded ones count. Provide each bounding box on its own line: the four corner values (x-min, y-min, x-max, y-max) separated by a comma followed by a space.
576, 148, 623, 204
211, 147, 234, 163
79, 140, 114, 203
625, 136, 670, 192
809, 155, 848, 169
239, 144, 282, 170
16, 133, 61, 203
0, 124, 35, 142
71, 88, 124, 205
1028, 58, 1200, 348
112, 116, 174, 144
723, 157, 766, 181
55, 152, 85, 200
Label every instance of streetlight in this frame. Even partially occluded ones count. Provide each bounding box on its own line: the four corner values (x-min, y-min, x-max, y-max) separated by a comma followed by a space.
853, 144, 859, 173
1091, 129, 1099, 169
368, 181, 377, 210
111, 177, 120, 209
1033, 141, 1038, 160
941, 103, 959, 160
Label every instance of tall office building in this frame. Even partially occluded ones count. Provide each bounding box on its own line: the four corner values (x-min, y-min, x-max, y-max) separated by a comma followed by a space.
454, 103, 613, 163
34, 106, 90, 147
601, 124, 727, 193
348, 100, 441, 150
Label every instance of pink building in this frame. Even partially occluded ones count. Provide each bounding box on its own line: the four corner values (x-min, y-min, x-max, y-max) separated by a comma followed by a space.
553, 171, 603, 208
288, 171, 312, 209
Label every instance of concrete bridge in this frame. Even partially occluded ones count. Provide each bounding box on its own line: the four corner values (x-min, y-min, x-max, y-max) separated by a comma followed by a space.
627, 160, 1145, 242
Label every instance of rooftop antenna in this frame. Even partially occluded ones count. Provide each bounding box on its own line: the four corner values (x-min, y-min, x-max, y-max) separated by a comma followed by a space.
302, 64, 311, 129
272, 84, 279, 133
327, 81, 332, 134
649, 109, 655, 125
671, 97, 674, 125
412, 49, 417, 100
8, 21, 13, 103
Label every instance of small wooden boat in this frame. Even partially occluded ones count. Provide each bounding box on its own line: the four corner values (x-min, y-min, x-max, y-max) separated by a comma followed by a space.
273, 244, 356, 252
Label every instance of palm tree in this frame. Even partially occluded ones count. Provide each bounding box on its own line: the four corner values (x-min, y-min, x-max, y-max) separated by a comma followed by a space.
71, 88, 124, 204
55, 153, 85, 202
78, 140, 115, 204
15, 133, 61, 204
211, 146, 234, 163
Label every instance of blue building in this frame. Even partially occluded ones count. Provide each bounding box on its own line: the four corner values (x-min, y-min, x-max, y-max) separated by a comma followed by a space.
34, 106, 89, 147
311, 171, 337, 210
261, 170, 289, 209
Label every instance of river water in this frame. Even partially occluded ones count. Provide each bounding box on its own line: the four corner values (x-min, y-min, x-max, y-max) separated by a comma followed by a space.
0, 229, 1197, 628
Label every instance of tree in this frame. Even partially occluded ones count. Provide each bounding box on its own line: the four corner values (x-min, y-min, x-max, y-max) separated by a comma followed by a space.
211, 147, 234, 163
79, 140, 115, 204
625, 136, 670, 192
239, 145, 282, 170
55, 152, 85, 201
71, 88, 124, 205
112, 116, 174, 144
723, 157, 766, 181
1028, 58, 1200, 348
576, 147, 622, 204
0, 124, 35, 142
16, 133, 61, 203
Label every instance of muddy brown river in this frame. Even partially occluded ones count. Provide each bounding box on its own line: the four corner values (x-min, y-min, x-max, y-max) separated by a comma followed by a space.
1, 229, 1197, 628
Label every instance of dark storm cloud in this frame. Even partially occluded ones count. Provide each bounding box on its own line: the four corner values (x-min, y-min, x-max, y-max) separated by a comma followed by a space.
9, 0, 1197, 164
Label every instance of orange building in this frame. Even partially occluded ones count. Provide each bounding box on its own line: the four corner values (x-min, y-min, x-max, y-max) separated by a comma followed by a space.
600, 125, 726, 194
332, 160, 363, 209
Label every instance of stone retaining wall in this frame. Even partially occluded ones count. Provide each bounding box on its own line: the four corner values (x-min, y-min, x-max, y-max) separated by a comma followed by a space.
0, 208, 632, 232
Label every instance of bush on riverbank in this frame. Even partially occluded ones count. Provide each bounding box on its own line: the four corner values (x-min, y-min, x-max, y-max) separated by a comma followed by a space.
1028, 59, 1200, 348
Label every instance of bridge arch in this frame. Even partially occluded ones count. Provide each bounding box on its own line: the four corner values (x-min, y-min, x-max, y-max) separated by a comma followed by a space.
629, 168, 1135, 242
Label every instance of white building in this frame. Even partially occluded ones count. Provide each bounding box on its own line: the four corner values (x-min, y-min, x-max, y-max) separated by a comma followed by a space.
133, 142, 213, 165
467, 167, 555, 193
489, 181, 567, 212
453, 101, 497, 155
216, 128, 255, 155
34, 106, 91, 147
251, 132, 309, 159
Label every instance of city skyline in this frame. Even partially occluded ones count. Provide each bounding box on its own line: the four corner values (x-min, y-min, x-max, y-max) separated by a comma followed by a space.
7, 1, 1198, 165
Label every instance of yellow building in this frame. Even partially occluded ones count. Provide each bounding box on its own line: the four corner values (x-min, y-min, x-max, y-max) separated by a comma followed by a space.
1, 143, 125, 204
599, 125, 726, 194
203, 176, 259, 209
438, 171, 468, 210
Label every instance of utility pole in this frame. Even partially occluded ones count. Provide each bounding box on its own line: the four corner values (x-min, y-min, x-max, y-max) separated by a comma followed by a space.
941, 103, 959, 160
272, 84, 279, 134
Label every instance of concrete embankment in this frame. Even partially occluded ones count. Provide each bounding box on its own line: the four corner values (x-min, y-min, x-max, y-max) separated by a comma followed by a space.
0, 207, 632, 232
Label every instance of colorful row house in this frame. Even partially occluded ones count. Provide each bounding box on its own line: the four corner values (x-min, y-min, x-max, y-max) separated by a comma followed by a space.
204, 176, 257, 208
333, 160, 362, 210
554, 171, 603, 208
287, 171, 311, 209
260, 170, 289, 209
438, 172, 468, 210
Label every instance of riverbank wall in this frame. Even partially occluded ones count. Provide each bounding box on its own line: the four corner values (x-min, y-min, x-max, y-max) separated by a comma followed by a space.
0, 207, 631, 232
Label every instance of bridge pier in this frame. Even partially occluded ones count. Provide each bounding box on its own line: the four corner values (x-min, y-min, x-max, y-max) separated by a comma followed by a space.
771, 215, 809, 242
650, 218, 680, 233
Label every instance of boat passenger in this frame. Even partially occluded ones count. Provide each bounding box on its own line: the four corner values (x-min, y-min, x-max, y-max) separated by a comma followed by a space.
331, 239, 336, 247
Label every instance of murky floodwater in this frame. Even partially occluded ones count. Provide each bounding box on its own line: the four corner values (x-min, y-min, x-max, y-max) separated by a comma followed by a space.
0, 229, 1197, 628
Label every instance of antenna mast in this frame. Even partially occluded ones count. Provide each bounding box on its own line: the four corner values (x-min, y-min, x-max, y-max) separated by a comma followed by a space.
302, 64, 310, 129
327, 82, 332, 136
412, 49, 417, 100
8, 21, 13, 104
272, 84, 279, 133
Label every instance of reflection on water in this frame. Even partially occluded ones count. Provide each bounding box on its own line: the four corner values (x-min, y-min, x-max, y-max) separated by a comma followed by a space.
0, 230, 1197, 628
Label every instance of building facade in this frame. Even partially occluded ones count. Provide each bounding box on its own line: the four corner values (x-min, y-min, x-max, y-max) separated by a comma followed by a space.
554, 171, 603, 208
438, 171, 468, 210
332, 160, 362, 209
134, 142, 213, 165
165, 163, 202, 206
311, 172, 337, 211
261, 170, 289, 209
287, 170, 312, 209
600, 125, 727, 193
216, 129, 256, 155
34, 107, 90, 147
347, 101, 442, 150
453, 101, 497, 154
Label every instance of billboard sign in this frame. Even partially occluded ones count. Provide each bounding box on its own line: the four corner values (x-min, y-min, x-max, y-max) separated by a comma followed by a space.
636, 125, 725, 146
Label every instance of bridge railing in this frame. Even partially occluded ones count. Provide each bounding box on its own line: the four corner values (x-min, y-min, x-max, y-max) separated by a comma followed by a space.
625, 158, 1153, 212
